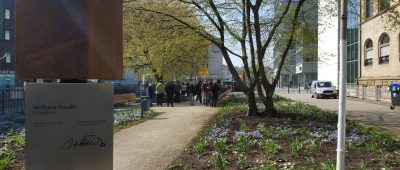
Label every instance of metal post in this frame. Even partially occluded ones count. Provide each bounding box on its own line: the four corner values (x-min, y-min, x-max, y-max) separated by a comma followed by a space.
298, 83, 301, 94
337, 0, 348, 169
287, 84, 290, 94
1, 90, 4, 114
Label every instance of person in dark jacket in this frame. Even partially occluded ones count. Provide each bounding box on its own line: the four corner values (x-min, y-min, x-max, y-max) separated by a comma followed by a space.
174, 81, 181, 103
147, 83, 155, 107
165, 82, 175, 107
187, 82, 195, 105
211, 81, 220, 107
195, 81, 202, 104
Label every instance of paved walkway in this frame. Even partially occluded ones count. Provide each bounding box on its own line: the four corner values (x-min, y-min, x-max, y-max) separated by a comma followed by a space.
113, 102, 217, 170
275, 90, 400, 140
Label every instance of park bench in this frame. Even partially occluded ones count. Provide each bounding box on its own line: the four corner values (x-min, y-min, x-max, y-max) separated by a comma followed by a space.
113, 93, 140, 104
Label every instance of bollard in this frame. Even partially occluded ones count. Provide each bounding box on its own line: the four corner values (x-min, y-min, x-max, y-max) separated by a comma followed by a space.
298, 84, 300, 94
140, 96, 149, 118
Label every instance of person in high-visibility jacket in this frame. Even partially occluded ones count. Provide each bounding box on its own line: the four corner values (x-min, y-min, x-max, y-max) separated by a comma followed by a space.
156, 81, 165, 107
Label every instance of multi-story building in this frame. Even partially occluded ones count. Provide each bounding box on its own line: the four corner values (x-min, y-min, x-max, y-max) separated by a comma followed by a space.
276, 0, 318, 88
358, 0, 400, 101
318, 0, 359, 92
347, 0, 360, 89
0, 0, 15, 89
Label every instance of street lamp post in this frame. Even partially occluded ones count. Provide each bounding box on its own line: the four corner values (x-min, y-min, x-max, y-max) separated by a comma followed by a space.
337, 0, 348, 169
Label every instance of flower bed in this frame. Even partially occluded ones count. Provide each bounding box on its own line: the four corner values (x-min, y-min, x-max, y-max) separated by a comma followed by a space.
169, 95, 400, 169
0, 112, 25, 135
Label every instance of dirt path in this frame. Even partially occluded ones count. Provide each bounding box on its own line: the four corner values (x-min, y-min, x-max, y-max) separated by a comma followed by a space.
113, 102, 217, 170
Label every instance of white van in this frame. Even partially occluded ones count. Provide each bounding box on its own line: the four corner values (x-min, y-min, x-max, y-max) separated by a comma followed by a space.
310, 80, 338, 99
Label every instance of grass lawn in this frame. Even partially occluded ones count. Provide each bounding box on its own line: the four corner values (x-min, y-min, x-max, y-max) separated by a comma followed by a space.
169, 93, 400, 170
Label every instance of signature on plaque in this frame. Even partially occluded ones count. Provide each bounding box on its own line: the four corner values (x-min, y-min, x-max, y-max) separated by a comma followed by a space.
61, 135, 106, 150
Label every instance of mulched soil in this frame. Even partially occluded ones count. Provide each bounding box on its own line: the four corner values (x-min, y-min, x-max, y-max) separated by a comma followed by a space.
174, 111, 400, 169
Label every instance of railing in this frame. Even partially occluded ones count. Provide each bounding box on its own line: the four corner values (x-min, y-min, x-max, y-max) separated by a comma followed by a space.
0, 87, 25, 114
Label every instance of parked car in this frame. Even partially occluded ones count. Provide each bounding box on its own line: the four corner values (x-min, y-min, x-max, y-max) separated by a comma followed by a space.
310, 80, 338, 99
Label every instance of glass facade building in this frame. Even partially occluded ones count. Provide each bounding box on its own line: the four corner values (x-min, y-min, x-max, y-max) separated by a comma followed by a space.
0, 0, 16, 88
346, 0, 359, 85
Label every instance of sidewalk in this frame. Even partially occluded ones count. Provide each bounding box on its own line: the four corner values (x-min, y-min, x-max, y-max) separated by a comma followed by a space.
275, 91, 400, 140
113, 102, 217, 170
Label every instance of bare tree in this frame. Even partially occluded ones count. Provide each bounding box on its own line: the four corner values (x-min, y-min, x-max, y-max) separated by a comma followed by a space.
132, 0, 307, 116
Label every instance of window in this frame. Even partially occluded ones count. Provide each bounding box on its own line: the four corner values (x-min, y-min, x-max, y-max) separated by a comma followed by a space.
379, 33, 390, 64
317, 82, 333, 88
3, 53, 10, 63
364, 39, 373, 66
378, 0, 390, 12
4, 9, 10, 20
4, 30, 10, 40
365, 0, 374, 18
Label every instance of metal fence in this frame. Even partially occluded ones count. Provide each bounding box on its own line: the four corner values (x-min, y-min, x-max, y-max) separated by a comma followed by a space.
0, 87, 24, 114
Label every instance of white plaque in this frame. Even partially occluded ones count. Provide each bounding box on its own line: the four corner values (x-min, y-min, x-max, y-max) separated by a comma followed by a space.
25, 83, 113, 170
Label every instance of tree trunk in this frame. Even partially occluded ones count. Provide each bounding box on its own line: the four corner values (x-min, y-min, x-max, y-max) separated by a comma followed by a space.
264, 94, 277, 117
246, 90, 258, 116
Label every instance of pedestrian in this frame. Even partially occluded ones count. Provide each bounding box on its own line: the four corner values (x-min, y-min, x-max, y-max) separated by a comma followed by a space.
186, 82, 190, 98
166, 81, 175, 107
181, 82, 187, 97
211, 81, 220, 107
208, 81, 213, 106
147, 83, 155, 107
201, 81, 209, 106
195, 80, 202, 104
187, 82, 195, 106
174, 81, 181, 103
156, 81, 165, 107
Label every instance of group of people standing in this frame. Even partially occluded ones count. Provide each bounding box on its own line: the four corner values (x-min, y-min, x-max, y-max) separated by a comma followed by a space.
146, 80, 224, 108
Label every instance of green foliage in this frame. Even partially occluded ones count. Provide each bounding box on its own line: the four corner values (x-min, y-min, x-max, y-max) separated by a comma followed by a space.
359, 160, 372, 170
234, 152, 247, 169
256, 123, 270, 138
11, 131, 25, 148
248, 164, 277, 170
274, 97, 337, 123
366, 142, 381, 153
0, 149, 13, 170
240, 122, 250, 132
305, 157, 318, 168
227, 93, 248, 105
290, 139, 303, 154
321, 161, 335, 170
235, 133, 251, 153
212, 152, 229, 170
214, 138, 228, 153
307, 140, 322, 152
263, 139, 281, 154
167, 159, 186, 170
278, 129, 290, 140
194, 137, 208, 153
123, 1, 209, 81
